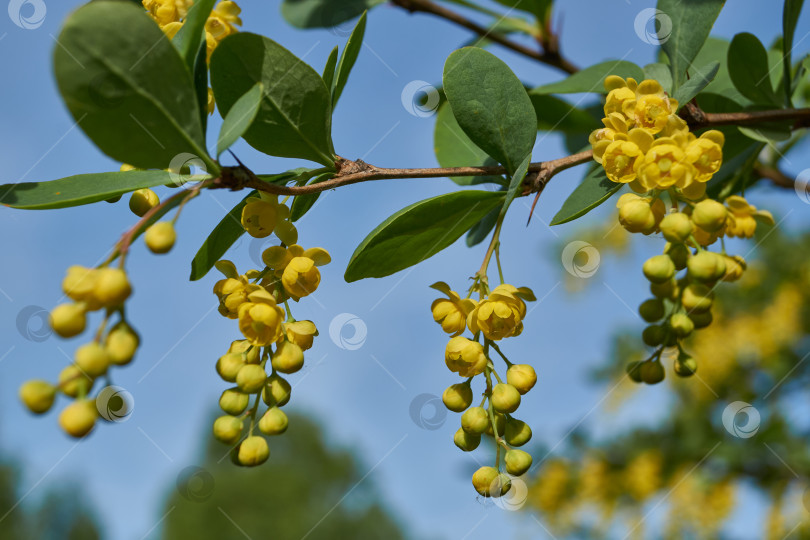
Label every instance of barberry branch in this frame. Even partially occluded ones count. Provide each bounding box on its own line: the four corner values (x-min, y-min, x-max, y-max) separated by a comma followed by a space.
389, 0, 578, 74
679, 104, 810, 130
753, 163, 796, 189
215, 151, 594, 197
211, 105, 810, 201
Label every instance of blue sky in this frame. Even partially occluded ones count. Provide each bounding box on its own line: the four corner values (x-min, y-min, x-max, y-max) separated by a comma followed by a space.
1, 1, 809, 539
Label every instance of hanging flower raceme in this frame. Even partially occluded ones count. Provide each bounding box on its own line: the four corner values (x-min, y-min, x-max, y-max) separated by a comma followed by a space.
591, 74, 776, 386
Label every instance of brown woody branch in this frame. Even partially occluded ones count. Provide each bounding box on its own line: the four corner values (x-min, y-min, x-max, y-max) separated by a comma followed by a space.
389, 0, 578, 74
213, 151, 594, 197
753, 163, 795, 189
212, 105, 809, 198
680, 104, 810, 131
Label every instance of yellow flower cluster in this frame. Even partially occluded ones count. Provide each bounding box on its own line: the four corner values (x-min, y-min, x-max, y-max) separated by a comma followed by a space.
591, 76, 724, 196
143, 0, 241, 58
19, 265, 140, 438
210, 194, 329, 466
143, 0, 242, 113
429, 280, 537, 497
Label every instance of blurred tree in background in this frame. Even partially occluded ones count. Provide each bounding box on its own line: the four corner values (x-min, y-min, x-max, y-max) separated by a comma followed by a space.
0, 460, 101, 540
525, 226, 810, 539
160, 413, 409, 540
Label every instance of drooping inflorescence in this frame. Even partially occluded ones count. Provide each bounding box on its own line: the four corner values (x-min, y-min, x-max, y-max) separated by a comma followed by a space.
430, 279, 538, 497
211, 192, 330, 466
589, 76, 775, 384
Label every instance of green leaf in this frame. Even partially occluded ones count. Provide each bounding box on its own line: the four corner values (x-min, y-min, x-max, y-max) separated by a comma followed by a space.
433, 103, 505, 186
332, 11, 366, 108
466, 206, 500, 247
532, 61, 644, 94
322, 45, 339, 91
783, 0, 806, 105
189, 192, 256, 281
658, 0, 725, 89
550, 166, 622, 226
210, 33, 335, 166
687, 37, 744, 101
529, 93, 601, 133
281, 0, 384, 28
0, 171, 190, 210
190, 37, 210, 136
643, 63, 673, 94
728, 32, 781, 105
672, 62, 720, 108
216, 82, 264, 158
499, 154, 531, 218
53, 2, 210, 171
172, 0, 216, 69
443, 47, 536, 175
289, 172, 334, 222
344, 191, 505, 282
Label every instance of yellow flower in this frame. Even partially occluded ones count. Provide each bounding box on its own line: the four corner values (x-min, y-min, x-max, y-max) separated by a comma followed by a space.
161, 21, 183, 39
603, 76, 638, 117
282, 258, 321, 298
212, 260, 264, 319
143, 0, 190, 26
616, 193, 665, 235
628, 79, 678, 134
724, 195, 774, 239
263, 244, 331, 279
637, 141, 694, 190
685, 130, 724, 182
283, 320, 318, 351
241, 196, 278, 238
445, 336, 487, 377
590, 113, 631, 163
62, 265, 102, 310
467, 284, 535, 341
205, 15, 230, 41
429, 282, 477, 336
237, 289, 285, 346
213, 1, 242, 32
601, 139, 644, 183
207, 87, 215, 115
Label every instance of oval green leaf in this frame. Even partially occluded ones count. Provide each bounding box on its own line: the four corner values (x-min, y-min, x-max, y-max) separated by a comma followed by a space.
550, 166, 623, 226
728, 32, 781, 105
433, 103, 505, 186
0, 171, 193, 210
531, 61, 644, 95
281, 0, 384, 28
332, 11, 367, 107
443, 47, 536, 176
53, 2, 209, 171
216, 82, 264, 158
210, 33, 335, 166
190, 191, 256, 281
672, 62, 720, 108
658, 0, 725, 89
345, 190, 505, 282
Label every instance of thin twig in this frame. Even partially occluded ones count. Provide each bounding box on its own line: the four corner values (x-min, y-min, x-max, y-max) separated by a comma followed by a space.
390, 0, 578, 74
